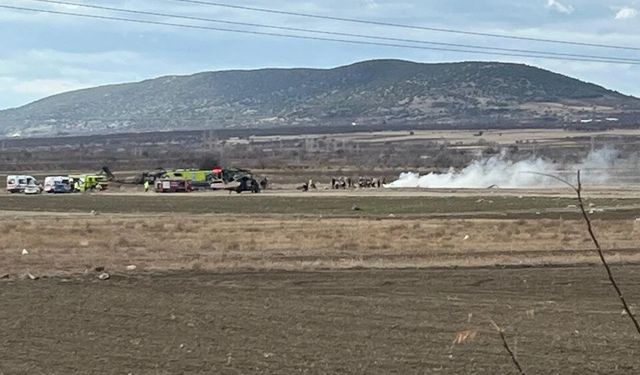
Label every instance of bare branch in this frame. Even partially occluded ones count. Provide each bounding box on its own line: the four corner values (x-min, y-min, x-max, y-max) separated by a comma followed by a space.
574, 171, 640, 335
520, 171, 577, 191
489, 319, 527, 375
535, 169, 640, 335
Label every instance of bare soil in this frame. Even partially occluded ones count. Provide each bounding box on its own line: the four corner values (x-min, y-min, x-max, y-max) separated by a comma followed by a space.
1, 267, 638, 374
2, 188, 640, 374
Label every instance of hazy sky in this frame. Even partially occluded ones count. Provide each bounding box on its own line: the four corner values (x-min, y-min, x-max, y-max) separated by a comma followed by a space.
1, 0, 639, 109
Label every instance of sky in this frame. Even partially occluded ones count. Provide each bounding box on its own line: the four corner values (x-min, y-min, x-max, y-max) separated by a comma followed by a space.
0, 0, 639, 110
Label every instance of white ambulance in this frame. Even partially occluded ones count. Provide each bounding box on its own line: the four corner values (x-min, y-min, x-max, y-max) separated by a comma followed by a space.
6, 175, 38, 193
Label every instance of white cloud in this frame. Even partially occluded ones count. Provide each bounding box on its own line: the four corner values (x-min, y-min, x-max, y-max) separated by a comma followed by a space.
615, 7, 638, 19
546, 0, 574, 14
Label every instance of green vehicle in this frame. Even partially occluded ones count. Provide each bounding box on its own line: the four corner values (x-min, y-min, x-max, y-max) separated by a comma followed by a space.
162, 167, 261, 192
163, 169, 213, 188
69, 174, 109, 192
140, 167, 261, 192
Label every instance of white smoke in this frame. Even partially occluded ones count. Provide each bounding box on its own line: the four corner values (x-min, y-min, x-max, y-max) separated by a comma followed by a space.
386, 148, 620, 189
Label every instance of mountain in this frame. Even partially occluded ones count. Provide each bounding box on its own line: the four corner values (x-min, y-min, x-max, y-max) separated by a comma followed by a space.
1, 59, 639, 137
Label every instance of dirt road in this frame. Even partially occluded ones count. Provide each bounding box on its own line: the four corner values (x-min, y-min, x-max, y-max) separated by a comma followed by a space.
1, 266, 638, 374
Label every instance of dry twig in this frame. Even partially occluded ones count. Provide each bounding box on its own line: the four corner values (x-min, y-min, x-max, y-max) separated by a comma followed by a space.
490, 319, 526, 375
528, 170, 640, 336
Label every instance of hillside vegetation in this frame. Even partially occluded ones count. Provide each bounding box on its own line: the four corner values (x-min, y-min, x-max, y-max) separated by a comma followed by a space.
1, 59, 638, 137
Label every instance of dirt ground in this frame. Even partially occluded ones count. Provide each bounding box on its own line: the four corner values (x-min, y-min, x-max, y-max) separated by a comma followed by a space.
2, 188, 640, 373
1, 267, 639, 374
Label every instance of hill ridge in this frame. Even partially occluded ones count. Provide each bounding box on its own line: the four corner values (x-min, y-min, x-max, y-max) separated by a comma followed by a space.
1, 59, 638, 137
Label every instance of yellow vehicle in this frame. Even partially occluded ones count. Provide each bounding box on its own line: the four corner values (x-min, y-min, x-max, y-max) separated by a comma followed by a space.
163, 169, 212, 188
69, 174, 109, 192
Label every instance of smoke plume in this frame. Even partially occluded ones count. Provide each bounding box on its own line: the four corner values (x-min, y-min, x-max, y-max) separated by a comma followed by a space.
386, 148, 620, 189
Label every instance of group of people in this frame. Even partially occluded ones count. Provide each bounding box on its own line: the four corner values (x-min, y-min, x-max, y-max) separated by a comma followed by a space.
330, 176, 386, 189
299, 179, 317, 192
295, 177, 387, 191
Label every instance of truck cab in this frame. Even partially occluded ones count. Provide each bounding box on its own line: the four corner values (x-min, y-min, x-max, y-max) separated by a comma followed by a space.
69, 174, 109, 192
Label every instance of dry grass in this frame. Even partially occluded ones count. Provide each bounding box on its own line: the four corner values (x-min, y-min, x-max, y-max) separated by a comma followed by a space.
1, 213, 639, 276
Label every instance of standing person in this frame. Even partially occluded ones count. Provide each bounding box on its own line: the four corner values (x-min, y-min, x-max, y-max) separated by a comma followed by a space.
144, 180, 150, 193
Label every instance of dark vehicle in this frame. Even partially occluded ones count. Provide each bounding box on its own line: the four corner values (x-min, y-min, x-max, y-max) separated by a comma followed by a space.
52, 181, 72, 193
210, 167, 261, 193
235, 176, 261, 194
